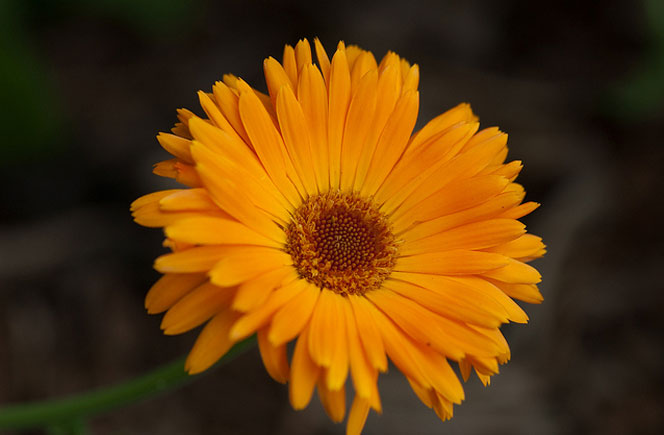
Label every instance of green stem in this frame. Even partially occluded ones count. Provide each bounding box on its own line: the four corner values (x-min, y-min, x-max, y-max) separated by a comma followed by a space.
0, 337, 255, 430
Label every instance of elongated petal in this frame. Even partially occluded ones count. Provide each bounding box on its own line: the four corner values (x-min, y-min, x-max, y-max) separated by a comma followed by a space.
238, 82, 304, 203
400, 190, 524, 241
343, 296, 377, 400
268, 282, 320, 346
198, 91, 244, 144
212, 80, 250, 144
289, 323, 321, 410
297, 63, 329, 191
383, 278, 503, 328
191, 139, 290, 226
154, 246, 231, 274
340, 69, 378, 191
485, 234, 546, 260
352, 64, 402, 191
156, 132, 193, 163
308, 292, 349, 390
145, 273, 207, 314
158, 188, 219, 212
318, 380, 346, 422
481, 258, 542, 284
165, 217, 281, 248
185, 310, 239, 374
294, 39, 312, 73
361, 90, 419, 196
265, 57, 294, 106
232, 267, 297, 312
257, 327, 289, 383
346, 396, 370, 435
377, 121, 480, 212
209, 247, 292, 287
327, 42, 352, 189
276, 85, 318, 195
230, 277, 306, 341
347, 295, 387, 372
390, 272, 512, 323
160, 281, 235, 335
392, 175, 510, 231
400, 219, 526, 256
395, 250, 509, 275
367, 289, 501, 359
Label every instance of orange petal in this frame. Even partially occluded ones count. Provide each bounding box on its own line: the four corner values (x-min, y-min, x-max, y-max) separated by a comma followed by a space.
407, 103, 475, 156
484, 234, 546, 260
294, 39, 313, 74
369, 303, 429, 387
268, 281, 320, 346
275, 85, 318, 195
318, 379, 346, 423
340, 69, 378, 191
297, 63, 329, 191
401, 218, 525, 256
360, 90, 419, 196
486, 280, 544, 304
185, 309, 240, 374
154, 246, 231, 274
343, 296, 378, 400
156, 132, 193, 163
390, 272, 512, 322
313, 38, 331, 84
377, 121, 480, 212
327, 42, 352, 189
281, 45, 298, 88
145, 273, 207, 314
158, 188, 219, 212
264, 56, 294, 107
208, 247, 292, 287
131, 190, 179, 211
395, 250, 509, 275
257, 327, 289, 383
392, 175, 510, 230
447, 276, 529, 323
160, 281, 235, 335
383, 278, 503, 328
212, 80, 250, 144
238, 81, 304, 203
190, 139, 290, 225
400, 190, 524, 241
481, 258, 542, 284
198, 91, 244, 144
308, 291, 349, 390
352, 63, 402, 191
367, 289, 501, 359
347, 295, 388, 372
165, 216, 281, 248
346, 396, 370, 435
232, 267, 297, 312
289, 323, 321, 410
229, 277, 306, 341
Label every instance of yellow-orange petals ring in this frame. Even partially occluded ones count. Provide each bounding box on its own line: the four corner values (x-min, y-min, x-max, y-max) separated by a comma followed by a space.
131, 37, 545, 435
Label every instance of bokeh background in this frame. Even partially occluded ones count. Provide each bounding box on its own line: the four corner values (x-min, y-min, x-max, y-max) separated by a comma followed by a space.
1, 0, 663, 434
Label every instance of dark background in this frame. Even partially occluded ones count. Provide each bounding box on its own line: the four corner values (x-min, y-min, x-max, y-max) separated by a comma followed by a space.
1, 0, 663, 434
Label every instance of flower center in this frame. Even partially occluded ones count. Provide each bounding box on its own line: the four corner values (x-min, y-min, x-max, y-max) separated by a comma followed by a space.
285, 191, 398, 295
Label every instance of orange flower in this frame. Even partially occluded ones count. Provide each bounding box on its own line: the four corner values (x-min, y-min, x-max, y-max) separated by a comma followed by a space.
132, 38, 545, 434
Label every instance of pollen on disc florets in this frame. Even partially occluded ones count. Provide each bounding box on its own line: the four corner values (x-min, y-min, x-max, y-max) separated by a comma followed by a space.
285, 191, 399, 295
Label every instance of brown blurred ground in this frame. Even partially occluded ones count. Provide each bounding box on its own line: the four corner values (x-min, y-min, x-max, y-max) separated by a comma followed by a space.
1, 0, 663, 434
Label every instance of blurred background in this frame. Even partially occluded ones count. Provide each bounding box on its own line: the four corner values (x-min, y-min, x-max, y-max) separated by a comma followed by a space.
1, 0, 663, 434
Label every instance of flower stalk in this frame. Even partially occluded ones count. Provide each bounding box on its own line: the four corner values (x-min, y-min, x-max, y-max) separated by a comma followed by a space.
0, 337, 255, 431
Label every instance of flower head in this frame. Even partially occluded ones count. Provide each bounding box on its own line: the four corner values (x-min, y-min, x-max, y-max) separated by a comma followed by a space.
132, 38, 545, 434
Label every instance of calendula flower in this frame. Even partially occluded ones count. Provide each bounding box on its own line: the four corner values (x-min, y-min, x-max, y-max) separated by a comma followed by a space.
131, 38, 545, 434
